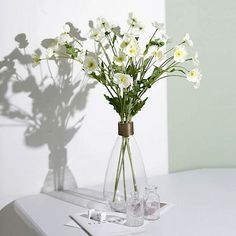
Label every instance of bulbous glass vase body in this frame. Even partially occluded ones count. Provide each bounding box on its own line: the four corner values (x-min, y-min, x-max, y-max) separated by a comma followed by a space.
103, 132, 147, 212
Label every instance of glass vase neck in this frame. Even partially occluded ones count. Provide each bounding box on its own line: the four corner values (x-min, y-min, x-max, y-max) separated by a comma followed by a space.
118, 121, 134, 137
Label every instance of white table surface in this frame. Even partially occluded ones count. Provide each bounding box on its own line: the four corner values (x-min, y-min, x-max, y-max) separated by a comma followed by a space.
0, 168, 236, 236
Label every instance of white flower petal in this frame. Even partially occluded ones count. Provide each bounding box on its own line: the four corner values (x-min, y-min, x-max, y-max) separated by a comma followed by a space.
58, 33, 73, 45
63, 24, 70, 33
114, 73, 133, 90
32, 54, 41, 67
45, 48, 54, 58
96, 17, 111, 32
183, 33, 193, 47
127, 12, 139, 28
150, 48, 166, 61
193, 52, 200, 66
83, 56, 98, 74
90, 28, 105, 41
125, 39, 141, 58
186, 68, 202, 88
152, 21, 165, 31
174, 45, 187, 62
114, 50, 127, 66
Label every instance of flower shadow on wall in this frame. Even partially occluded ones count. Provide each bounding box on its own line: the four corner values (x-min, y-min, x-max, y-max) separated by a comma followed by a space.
0, 32, 96, 193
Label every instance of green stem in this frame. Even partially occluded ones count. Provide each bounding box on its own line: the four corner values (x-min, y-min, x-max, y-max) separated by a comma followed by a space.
112, 122, 138, 202
149, 29, 158, 42
160, 56, 174, 67
105, 85, 115, 98
122, 154, 127, 201
112, 137, 126, 201
126, 137, 138, 192
99, 42, 111, 65
105, 34, 117, 56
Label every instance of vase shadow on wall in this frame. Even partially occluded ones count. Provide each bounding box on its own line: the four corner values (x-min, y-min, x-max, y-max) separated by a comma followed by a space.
0, 31, 96, 194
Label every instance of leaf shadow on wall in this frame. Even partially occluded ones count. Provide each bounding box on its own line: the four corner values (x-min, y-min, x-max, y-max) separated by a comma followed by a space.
0, 32, 96, 193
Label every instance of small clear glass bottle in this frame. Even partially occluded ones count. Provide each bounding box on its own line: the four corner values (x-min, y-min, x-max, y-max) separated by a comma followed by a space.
126, 192, 144, 227
144, 186, 160, 220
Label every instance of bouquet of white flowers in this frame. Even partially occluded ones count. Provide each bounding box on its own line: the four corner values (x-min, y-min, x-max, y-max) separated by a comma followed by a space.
34, 13, 202, 211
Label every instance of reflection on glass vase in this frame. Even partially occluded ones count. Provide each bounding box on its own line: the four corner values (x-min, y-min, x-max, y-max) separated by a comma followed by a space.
103, 122, 147, 212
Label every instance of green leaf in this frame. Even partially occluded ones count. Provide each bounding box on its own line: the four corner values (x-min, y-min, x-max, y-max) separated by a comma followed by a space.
126, 63, 139, 79
131, 97, 148, 116
65, 44, 78, 59
90, 72, 106, 84
149, 39, 165, 47
104, 95, 121, 114
151, 66, 163, 78
143, 57, 151, 68
176, 69, 186, 75
112, 35, 117, 44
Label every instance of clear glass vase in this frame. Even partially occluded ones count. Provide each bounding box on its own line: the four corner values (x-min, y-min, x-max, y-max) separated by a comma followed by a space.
103, 122, 147, 212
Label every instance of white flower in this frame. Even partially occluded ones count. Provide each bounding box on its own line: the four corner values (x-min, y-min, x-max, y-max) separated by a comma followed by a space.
114, 73, 133, 96
174, 45, 187, 62
150, 48, 166, 61
125, 39, 141, 58
152, 21, 165, 31
152, 22, 169, 43
193, 52, 200, 66
120, 34, 133, 49
96, 17, 110, 32
193, 80, 201, 89
183, 33, 193, 47
137, 21, 145, 32
186, 68, 202, 88
90, 28, 105, 41
120, 38, 130, 49
83, 56, 98, 74
57, 33, 73, 45
45, 48, 54, 58
63, 24, 70, 33
127, 13, 144, 32
114, 50, 127, 66
127, 12, 139, 28
32, 54, 41, 67
159, 32, 169, 43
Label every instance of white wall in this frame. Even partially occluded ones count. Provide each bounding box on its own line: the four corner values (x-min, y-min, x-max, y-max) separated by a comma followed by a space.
0, 0, 167, 209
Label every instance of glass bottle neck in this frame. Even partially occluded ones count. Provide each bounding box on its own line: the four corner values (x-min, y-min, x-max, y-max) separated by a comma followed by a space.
145, 185, 158, 194
118, 121, 134, 137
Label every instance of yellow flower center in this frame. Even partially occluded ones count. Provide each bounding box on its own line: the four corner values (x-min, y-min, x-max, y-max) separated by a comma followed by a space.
153, 51, 162, 58
189, 70, 196, 77
121, 41, 129, 48
175, 49, 184, 57
120, 75, 127, 84
116, 56, 124, 62
88, 62, 95, 69
129, 47, 137, 55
